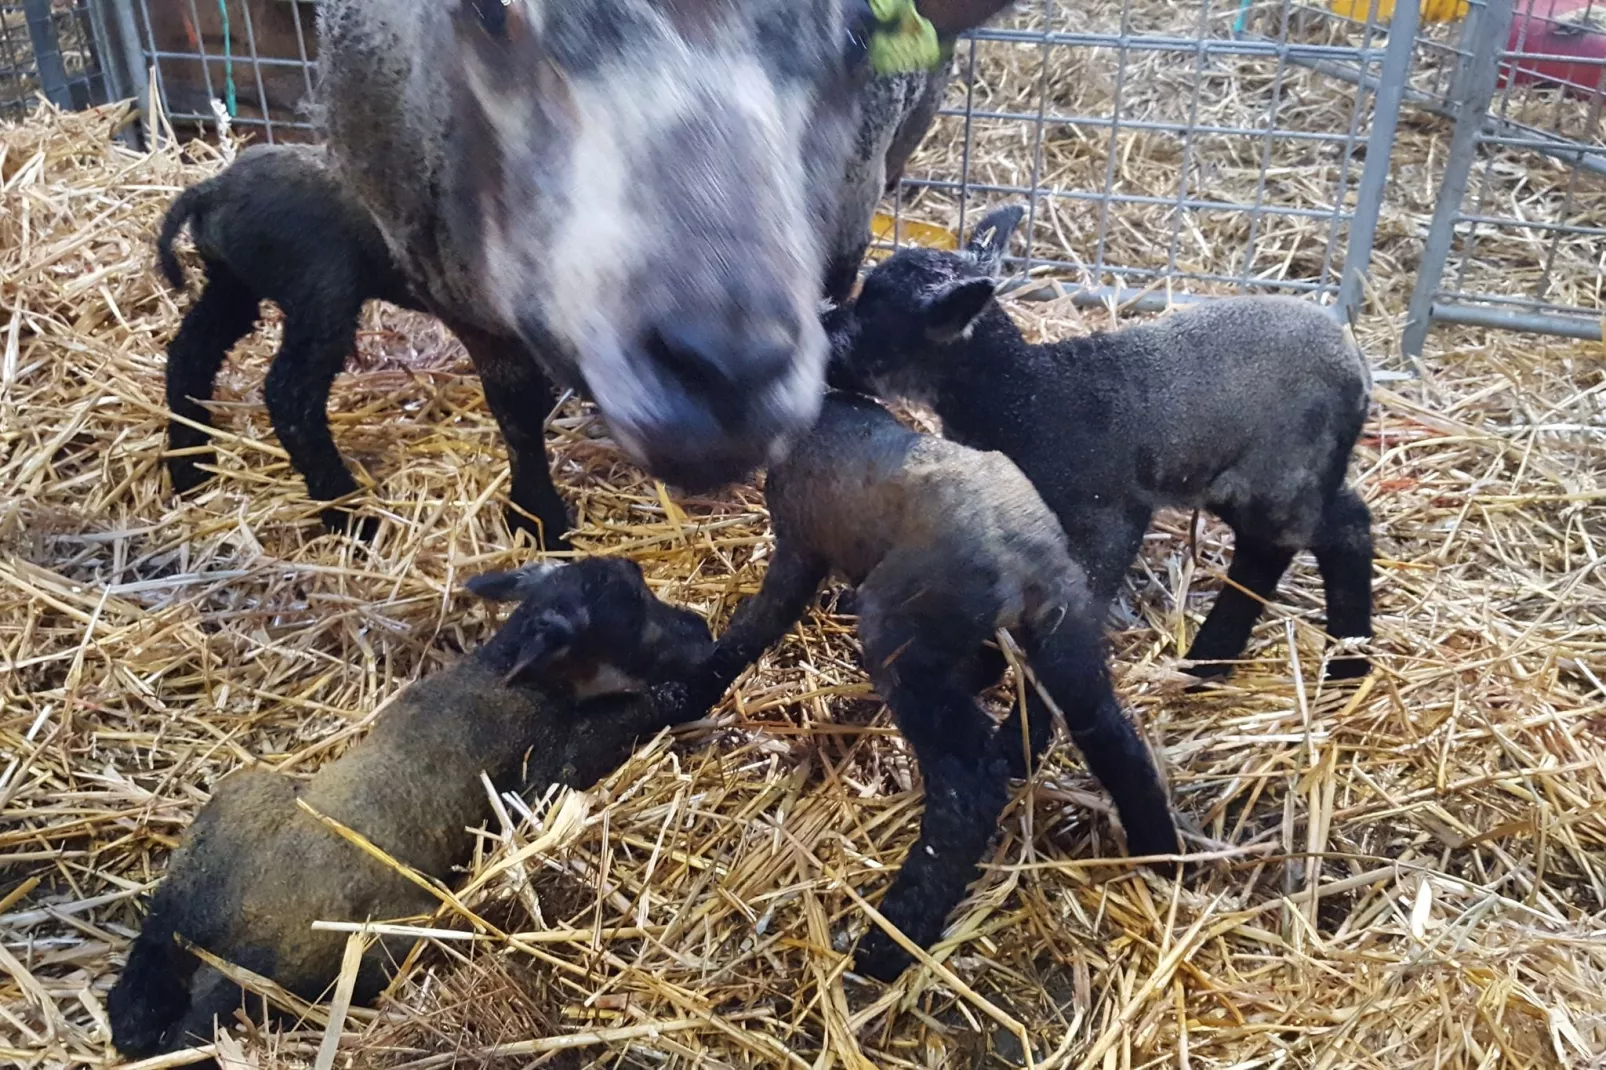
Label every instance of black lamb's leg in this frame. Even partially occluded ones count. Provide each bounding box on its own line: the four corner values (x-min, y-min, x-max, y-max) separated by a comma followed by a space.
1312, 486, 1374, 679
265, 291, 374, 539
1185, 530, 1298, 680
165, 263, 259, 495
1021, 614, 1180, 864
690, 538, 829, 711
851, 563, 1010, 982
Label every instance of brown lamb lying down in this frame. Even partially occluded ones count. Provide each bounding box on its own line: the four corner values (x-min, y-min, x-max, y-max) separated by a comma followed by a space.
108, 557, 713, 1060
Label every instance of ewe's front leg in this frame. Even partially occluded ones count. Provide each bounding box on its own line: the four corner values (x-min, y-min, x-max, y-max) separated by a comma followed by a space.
453, 323, 573, 552
853, 604, 1010, 981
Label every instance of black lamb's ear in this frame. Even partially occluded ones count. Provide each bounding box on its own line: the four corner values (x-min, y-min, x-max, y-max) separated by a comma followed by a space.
964, 205, 1024, 277
920, 277, 997, 342
464, 561, 565, 602
503, 610, 580, 685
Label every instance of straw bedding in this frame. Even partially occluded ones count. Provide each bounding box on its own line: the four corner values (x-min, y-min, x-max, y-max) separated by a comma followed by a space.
3, 17, 1605, 1070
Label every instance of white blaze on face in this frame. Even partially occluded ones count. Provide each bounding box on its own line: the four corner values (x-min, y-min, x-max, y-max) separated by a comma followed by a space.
524, 45, 825, 447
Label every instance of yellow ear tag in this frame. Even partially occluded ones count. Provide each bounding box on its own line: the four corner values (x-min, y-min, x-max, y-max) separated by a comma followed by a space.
867, 0, 944, 73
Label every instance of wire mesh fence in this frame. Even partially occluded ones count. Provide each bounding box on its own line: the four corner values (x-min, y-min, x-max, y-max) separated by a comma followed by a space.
0, 0, 110, 118
5, 0, 1602, 354
130, 0, 316, 140
877, 0, 1414, 324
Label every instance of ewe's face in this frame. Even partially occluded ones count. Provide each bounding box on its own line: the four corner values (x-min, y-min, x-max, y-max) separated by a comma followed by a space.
446, 0, 876, 491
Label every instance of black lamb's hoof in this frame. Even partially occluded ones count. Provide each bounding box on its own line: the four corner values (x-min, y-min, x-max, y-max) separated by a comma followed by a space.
821, 584, 859, 617
504, 504, 573, 554
1323, 654, 1372, 681
1182, 660, 1234, 693
168, 456, 214, 496
319, 507, 380, 543
1127, 817, 1186, 875
854, 928, 915, 982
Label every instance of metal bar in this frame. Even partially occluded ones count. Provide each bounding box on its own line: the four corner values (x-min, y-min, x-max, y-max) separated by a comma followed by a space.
1164, 0, 1215, 282
1002, 280, 1335, 315
1089, 0, 1134, 279
859, 241, 1337, 293
899, 176, 1355, 220
235, 0, 277, 140
1450, 214, 1606, 238
1434, 288, 1606, 317
86, 0, 122, 102
1401, 0, 1515, 359
965, 25, 1390, 61
1236, 0, 1293, 295
1021, 0, 1055, 275
1429, 301, 1604, 341
23, 0, 73, 108
1336, 0, 1420, 321
1315, 8, 1378, 299
91, 0, 148, 147
951, 28, 982, 254
143, 46, 304, 67
1533, 67, 1606, 304
929, 104, 1365, 145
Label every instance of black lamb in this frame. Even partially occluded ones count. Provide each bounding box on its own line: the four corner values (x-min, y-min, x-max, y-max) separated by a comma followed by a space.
156, 142, 428, 540
107, 557, 712, 1062
828, 206, 1375, 681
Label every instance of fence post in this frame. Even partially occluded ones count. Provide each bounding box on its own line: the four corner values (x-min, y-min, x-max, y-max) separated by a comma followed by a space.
22, 0, 74, 108
1400, 0, 1515, 361
1336, 0, 1421, 325
89, 0, 150, 148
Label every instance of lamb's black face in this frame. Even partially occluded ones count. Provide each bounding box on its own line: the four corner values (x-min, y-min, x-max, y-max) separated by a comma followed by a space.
468, 558, 711, 695
827, 247, 995, 405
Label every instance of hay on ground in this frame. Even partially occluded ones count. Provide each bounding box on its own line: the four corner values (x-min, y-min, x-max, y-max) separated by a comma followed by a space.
1, 36, 1604, 1070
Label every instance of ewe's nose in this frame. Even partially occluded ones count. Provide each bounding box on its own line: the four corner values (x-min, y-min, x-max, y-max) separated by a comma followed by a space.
642, 301, 800, 425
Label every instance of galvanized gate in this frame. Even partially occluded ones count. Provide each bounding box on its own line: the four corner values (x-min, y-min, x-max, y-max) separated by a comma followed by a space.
1403, 0, 1606, 353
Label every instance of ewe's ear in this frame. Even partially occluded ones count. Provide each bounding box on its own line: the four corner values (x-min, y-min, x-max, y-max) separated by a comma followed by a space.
464, 561, 566, 602
920, 278, 997, 342
964, 205, 1024, 277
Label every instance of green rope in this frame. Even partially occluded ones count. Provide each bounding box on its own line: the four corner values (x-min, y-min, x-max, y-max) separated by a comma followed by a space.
867, 0, 944, 74
216, 0, 237, 117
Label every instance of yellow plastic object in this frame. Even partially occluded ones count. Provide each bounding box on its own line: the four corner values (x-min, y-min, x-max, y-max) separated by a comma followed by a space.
1329, 0, 1469, 22
870, 213, 958, 250
866, 0, 943, 73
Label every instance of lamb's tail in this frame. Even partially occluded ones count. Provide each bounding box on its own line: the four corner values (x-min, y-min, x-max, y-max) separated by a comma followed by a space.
155, 185, 205, 293
107, 923, 195, 1058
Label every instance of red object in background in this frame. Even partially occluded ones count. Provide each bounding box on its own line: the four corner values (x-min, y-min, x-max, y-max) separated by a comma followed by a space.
1500, 0, 1606, 99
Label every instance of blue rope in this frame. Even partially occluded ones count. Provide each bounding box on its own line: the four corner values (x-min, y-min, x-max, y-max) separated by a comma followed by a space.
1234, 0, 1255, 33
216, 0, 237, 117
